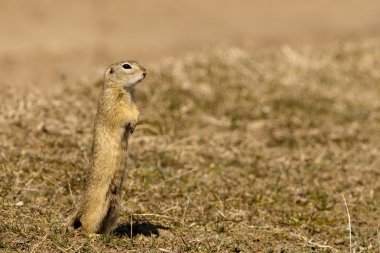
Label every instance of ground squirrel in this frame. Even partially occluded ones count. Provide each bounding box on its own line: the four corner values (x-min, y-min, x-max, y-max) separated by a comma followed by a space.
71, 60, 147, 234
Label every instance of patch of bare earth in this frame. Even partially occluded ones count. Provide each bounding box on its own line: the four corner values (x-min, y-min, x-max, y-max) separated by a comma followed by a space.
1, 40, 380, 252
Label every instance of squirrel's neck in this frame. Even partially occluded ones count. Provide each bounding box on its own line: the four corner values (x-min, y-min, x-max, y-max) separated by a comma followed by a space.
102, 86, 135, 104
124, 87, 135, 103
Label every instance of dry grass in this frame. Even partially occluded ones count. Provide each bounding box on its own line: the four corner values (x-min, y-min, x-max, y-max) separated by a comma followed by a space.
1, 39, 380, 252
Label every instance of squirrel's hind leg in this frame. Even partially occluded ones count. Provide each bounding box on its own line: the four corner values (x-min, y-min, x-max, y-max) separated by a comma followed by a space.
97, 198, 119, 234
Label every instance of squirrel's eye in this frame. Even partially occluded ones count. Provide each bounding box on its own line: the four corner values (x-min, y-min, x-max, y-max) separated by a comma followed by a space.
122, 63, 132, 69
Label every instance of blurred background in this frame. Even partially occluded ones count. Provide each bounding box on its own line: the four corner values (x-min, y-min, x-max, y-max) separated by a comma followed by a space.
1, 0, 380, 90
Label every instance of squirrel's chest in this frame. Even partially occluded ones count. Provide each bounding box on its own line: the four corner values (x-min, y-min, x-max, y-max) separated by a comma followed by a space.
116, 123, 131, 150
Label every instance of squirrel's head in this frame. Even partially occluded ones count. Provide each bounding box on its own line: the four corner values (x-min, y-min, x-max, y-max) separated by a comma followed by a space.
104, 61, 147, 89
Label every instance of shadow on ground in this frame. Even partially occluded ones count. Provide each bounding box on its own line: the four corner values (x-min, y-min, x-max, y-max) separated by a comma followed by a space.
114, 222, 169, 237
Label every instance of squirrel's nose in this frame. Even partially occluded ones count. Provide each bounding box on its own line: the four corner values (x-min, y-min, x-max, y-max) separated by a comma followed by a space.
142, 72, 147, 78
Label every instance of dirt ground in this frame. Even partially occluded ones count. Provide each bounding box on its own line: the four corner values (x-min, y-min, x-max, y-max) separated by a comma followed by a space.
1, 0, 380, 90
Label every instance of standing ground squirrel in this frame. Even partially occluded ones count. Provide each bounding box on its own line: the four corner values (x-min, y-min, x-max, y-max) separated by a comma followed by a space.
71, 61, 147, 234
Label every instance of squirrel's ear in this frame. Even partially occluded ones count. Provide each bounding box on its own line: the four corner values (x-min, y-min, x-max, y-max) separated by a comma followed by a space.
109, 67, 114, 74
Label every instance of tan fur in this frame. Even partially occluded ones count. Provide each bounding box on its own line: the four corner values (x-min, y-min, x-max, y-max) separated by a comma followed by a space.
71, 61, 147, 234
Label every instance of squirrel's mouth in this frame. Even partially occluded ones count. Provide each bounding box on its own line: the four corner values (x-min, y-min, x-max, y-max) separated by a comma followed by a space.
136, 72, 147, 83
123, 73, 147, 89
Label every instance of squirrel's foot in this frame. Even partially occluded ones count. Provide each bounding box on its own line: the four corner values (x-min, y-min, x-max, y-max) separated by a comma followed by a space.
87, 233, 101, 239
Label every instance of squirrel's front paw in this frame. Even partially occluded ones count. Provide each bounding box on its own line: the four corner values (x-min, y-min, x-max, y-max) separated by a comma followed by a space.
128, 122, 137, 134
